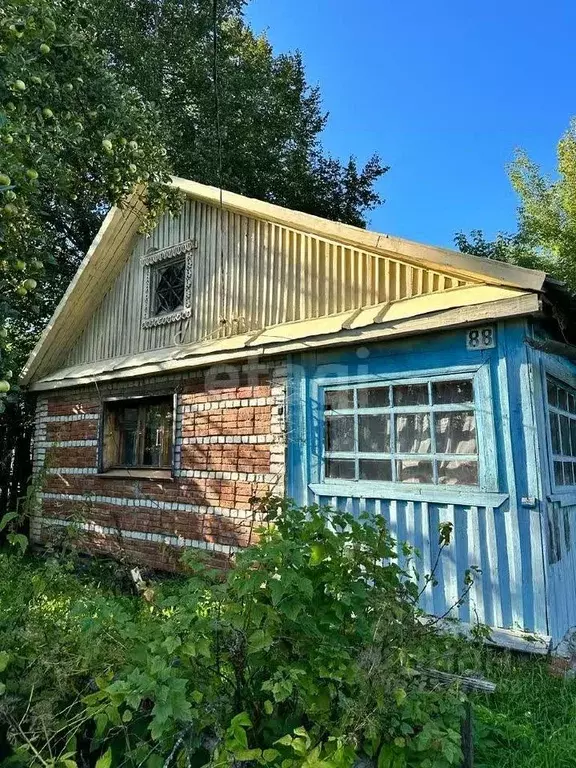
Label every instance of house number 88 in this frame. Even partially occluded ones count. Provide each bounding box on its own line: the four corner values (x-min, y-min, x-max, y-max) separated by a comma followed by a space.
466, 326, 496, 350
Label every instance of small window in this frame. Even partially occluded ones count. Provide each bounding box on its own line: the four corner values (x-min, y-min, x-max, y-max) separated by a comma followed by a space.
141, 239, 194, 328
153, 259, 185, 316
322, 377, 479, 486
546, 375, 576, 489
102, 396, 173, 470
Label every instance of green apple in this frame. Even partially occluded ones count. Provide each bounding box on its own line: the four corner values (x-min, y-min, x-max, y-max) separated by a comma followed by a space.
42, 108, 54, 119
15, 285, 27, 296
22, 278, 37, 290
2, 135, 13, 145
4, 191, 16, 202
26, 169, 38, 180
40, 43, 51, 55
0, 381, 10, 394
0, 174, 11, 187
3, 203, 17, 216
13, 80, 26, 91
14, 260, 26, 271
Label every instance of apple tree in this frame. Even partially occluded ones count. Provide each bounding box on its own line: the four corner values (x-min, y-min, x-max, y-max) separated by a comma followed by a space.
0, 0, 180, 404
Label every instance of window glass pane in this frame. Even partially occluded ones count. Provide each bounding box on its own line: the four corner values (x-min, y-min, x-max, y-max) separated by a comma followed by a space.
393, 383, 429, 406
565, 462, 576, 487
154, 260, 185, 315
358, 414, 390, 452
397, 459, 433, 484
434, 411, 477, 454
438, 460, 478, 486
143, 402, 173, 467
118, 407, 139, 466
359, 459, 392, 481
559, 387, 568, 412
432, 380, 473, 405
325, 458, 355, 480
357, 386, 390, 408
547, 378, 558, 408
325, 389, 354, 411
571, 421, 576, 458
325, 415, 354, 452
560, 415, 572, 457
570, 394, 576, 415
550, 413, 561, 455
396, 413, 431, 453
555, 461, 565, 486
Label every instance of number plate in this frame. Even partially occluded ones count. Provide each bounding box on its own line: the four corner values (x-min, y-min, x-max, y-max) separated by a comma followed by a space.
466, 326, 496, 350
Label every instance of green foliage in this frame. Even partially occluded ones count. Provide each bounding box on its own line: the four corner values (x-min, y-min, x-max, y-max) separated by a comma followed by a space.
0, 0, 181, 383
455, 118, 576, 294
453, 230, 547, 272
0, 500, 471, 767
93, 0, 387, 228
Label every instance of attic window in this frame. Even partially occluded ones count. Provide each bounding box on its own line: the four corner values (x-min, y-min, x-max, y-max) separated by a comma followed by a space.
153, 259, 185, 315
141, 239, 196, 328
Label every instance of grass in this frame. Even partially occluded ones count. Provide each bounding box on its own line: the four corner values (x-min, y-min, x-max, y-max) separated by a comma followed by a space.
473, 650, 576, 768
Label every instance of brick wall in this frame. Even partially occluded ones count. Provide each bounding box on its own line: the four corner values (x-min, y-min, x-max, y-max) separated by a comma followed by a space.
31, 360, 286, 570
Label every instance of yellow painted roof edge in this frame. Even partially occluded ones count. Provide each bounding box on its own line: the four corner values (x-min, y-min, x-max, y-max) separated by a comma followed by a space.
29, 287, 538, 391
21, 177, 547, 386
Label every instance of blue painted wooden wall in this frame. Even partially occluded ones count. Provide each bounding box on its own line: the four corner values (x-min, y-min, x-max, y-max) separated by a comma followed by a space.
286, 319, 552, 638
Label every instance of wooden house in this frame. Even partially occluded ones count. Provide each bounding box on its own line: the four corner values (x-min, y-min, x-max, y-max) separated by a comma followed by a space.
21, 178, 576, 648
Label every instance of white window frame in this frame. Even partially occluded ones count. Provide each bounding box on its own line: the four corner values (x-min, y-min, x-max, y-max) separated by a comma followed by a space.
544, 371, 576, 494
141, 240, 195, 328
311, 364, 499, 497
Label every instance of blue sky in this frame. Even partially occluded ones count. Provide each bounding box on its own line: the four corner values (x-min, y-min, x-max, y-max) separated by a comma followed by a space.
246, 0, 576, 248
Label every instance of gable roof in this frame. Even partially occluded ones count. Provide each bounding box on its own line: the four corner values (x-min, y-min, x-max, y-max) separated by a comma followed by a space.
21, 178, 548, 388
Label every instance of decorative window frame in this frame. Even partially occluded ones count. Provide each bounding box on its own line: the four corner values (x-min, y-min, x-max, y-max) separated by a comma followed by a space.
141, 239, 196, 329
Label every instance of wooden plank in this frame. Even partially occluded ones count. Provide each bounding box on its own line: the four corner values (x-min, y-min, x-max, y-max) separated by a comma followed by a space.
172, 177, 547, 291
29, 294, 542, 390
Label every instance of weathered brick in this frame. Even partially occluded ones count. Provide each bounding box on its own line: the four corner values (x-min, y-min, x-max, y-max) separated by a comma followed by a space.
33, 361, 285, 570
46, 420, 99, 442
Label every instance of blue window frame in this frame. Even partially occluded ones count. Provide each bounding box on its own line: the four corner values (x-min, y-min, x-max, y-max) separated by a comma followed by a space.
321, 373, 486, 489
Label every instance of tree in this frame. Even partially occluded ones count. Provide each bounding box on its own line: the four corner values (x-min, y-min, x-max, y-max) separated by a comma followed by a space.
94, 0, 388, 228
456, 119, 576, 292
0, 0, 180, 390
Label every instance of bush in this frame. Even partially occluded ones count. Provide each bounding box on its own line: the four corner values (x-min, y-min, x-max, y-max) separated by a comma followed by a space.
0, 498, 469, 767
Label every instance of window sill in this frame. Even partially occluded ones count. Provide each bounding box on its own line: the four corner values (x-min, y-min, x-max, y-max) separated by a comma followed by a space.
547, 492, 576, 508
308, 481, 509, 509
97, 469, 174, 481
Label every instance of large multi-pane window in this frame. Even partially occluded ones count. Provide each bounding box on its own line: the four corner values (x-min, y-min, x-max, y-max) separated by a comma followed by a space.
323, 378, 478, 486
546, 375, 576, 488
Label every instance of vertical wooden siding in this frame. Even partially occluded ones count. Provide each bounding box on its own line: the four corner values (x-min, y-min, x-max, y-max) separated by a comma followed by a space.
65, 201, 471, 367
287, 322, 549, 636
309, 493, 522, 629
